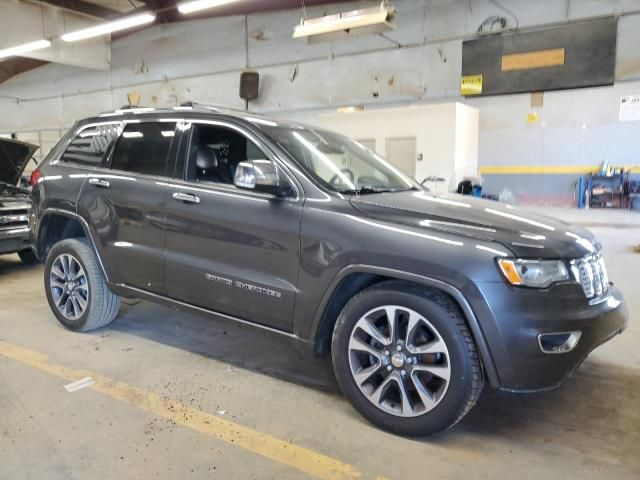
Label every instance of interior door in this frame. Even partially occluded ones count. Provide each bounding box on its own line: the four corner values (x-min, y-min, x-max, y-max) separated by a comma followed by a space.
163, 121, 302, 332
385, 137, 417, 177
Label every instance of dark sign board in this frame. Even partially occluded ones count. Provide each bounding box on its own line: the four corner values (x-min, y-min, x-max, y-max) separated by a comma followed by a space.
461, 17, 617, 96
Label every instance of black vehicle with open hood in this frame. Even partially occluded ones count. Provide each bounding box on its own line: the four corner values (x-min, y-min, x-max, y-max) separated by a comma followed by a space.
0, 137, 39, 263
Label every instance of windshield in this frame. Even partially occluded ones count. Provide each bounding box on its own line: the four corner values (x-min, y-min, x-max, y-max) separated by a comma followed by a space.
261, 125, 418, 194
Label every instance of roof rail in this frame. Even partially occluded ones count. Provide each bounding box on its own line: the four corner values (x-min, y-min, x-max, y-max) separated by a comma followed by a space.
97, 102, 247, 118
180, 101, 247, 113
99, 106, 157, 117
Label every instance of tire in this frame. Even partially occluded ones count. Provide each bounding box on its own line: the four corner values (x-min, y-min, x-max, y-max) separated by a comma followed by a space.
44, 238, 121, 332
331, 280, 483, 437
18, 249, 40, 264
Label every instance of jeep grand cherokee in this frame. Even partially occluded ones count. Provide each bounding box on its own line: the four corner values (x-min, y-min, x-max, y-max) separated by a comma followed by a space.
30, 104, 628, 436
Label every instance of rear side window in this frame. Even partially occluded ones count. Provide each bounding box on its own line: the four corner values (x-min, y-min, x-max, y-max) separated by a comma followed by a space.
60, 123, 120, 166
110, 122, 177, 176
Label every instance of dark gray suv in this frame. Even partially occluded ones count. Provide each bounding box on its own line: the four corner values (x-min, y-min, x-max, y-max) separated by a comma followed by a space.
30, 104, 628, 436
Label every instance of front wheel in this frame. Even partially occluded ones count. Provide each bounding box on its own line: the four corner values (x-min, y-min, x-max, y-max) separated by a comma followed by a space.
331, 281, 483, 436
44, 238, 121, 332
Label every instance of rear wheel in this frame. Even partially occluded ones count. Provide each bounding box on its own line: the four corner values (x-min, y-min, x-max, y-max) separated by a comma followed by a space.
331, 281, 483, 436
44, 238, 121, 332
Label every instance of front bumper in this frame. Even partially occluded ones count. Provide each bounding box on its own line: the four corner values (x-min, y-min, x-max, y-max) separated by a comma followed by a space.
0, 226, 31, 255
469, 281, 628, 392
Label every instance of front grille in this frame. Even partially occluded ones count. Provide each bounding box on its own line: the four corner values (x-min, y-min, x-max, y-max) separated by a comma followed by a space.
0, 208, 29, 230
571, 253, 609, 301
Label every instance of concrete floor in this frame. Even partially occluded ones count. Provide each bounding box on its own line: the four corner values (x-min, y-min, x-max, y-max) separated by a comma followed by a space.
1, 211, 639, 479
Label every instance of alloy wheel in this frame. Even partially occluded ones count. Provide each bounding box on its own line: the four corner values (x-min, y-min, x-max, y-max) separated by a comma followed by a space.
50, 253, 90, 321
347, 305, 451, 417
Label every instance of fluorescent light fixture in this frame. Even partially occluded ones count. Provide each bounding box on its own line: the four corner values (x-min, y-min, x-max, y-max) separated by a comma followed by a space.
60, 13, 155, 42
178, 0, 241, 15
293, 1, 396, 43
0, 39, 51, 60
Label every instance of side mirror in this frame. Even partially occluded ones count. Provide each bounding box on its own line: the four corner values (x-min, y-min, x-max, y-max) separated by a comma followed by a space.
234, 159, 292, 197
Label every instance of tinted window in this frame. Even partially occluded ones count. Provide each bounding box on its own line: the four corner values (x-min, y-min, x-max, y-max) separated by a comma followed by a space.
61, 123, 120, 166
188, 124, 268, 185
111, 122, 176, 176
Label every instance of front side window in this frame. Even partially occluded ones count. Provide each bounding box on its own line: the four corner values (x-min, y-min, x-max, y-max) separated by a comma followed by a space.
60, 123, 120, 166
187, 124, 268, 185
262, 125, 418, 194
110, 122, 177, 176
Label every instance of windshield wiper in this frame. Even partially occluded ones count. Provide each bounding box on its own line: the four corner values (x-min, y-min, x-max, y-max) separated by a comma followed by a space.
339, 187, 392, 195
339, 186, 418, 195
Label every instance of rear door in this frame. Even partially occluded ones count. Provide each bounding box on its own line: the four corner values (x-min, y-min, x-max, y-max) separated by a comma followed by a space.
163, 120, 303, 332
77, 120, 178, 294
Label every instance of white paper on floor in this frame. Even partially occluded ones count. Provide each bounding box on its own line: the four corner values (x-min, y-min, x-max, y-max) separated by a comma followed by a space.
64, 376, 95, 393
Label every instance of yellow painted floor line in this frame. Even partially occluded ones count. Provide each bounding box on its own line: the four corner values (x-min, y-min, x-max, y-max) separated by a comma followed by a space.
0, 340, 362, 480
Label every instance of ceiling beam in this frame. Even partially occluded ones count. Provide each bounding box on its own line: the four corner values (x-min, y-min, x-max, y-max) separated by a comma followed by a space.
37, 0, 122, 20
1, 2, 110, 70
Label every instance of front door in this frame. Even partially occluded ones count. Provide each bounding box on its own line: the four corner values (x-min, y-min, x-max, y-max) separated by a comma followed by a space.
386, 136, 417, 177
163, 121, 302, 332
77, 120, 178, 295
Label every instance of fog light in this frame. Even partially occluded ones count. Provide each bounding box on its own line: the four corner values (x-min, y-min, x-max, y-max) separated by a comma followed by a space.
538, 331, 582, 354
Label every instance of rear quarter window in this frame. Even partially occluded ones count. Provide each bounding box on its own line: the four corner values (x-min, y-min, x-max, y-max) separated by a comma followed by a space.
60, 123, 121, 167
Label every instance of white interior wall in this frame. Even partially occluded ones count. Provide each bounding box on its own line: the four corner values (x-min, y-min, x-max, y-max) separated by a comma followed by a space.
0, 0, 639, 184
317, 103, 477, 189
454, 103, 479, 182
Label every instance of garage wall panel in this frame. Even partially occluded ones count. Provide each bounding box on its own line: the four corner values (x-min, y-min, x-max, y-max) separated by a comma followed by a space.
166, 73, 246, 109
616, 14, 640, 81
331, 47, 424, 105
14, 98, 63, 133
252, 60, 331, 111
110, 16, 247, 88
422, 40, 462, 99
62, 92, 113, 127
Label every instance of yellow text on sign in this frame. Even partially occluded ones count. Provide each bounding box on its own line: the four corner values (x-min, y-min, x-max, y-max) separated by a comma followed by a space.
460, 75, 483, 95
502, 48, 565, 71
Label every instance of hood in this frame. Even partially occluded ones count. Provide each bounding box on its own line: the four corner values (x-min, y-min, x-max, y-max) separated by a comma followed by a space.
350, 190, 599, 259
0, 137, 38, 186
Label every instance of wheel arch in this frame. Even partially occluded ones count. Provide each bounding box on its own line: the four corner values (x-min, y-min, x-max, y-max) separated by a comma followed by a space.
311, 265, 500, 387
37, 209, 110, 282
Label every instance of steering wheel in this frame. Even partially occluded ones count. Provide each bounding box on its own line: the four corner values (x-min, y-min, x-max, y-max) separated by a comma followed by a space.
329, 169, 355, 187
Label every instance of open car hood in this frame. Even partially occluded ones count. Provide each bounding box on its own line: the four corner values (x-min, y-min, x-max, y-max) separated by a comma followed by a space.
0, 137, 38, 186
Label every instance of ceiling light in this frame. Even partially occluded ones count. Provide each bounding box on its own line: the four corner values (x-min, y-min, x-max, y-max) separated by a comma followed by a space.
177, 0, 241, 15
60, 13, 155, 42
0, 39, 52, 60
293, 1, 396, 43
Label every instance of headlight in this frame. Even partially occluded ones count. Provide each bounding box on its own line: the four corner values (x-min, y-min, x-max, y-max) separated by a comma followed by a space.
497, 258, 569, 288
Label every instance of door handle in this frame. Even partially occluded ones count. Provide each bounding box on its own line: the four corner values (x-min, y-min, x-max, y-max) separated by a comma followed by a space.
172, 192, 201, 204
88, 178, 110, 188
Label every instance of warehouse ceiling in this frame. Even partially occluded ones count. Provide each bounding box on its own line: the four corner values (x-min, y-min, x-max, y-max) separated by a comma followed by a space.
0, 0, 353, 83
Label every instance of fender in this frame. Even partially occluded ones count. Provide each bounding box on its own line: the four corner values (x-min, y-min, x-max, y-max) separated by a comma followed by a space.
38, 208, 111, 283
311, 264, 501, 387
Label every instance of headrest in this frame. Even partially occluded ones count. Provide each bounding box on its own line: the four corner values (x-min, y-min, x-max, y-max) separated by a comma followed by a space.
196, 146, 218, 171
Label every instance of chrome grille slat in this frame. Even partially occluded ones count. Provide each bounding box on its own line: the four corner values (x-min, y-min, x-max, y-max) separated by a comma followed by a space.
0, 208, 29, 230
572, 253, 609, 301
